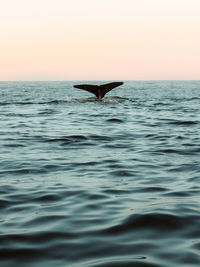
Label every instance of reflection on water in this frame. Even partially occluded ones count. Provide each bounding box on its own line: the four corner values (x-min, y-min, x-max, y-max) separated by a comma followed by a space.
0, 81, 200, 267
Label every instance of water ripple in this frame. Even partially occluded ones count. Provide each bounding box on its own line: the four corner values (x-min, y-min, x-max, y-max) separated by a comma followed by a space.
1, 81, 200, 267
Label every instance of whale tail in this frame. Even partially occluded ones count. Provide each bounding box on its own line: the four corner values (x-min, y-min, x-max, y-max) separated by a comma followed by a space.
73, 82, 123, 100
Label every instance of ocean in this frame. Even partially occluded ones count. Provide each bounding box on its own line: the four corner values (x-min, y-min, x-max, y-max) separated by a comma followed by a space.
0, 81, 200, 267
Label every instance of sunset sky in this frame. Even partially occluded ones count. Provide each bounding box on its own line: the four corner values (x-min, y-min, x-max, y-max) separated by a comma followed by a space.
0, 0, 199, 80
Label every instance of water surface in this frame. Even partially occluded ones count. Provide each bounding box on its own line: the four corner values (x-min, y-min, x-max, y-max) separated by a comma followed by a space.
0, 81, 200, 266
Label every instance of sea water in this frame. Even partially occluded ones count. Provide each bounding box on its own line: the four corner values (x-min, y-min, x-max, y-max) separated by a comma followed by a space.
0, 81, 200, 266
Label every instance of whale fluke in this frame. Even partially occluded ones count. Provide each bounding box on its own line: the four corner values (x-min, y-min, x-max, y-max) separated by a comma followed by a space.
73, 82, 123, 100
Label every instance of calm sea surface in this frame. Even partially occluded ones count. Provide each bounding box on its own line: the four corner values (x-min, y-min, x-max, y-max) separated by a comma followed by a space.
0, 81, 200, 267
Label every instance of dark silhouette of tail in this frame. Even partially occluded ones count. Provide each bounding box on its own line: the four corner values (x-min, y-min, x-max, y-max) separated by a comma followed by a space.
73, 82, 123, 100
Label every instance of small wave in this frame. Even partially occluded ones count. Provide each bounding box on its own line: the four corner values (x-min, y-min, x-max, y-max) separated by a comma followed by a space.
0, 100, 66, 105
82, 257, 156, 267
0, 97, 127, 106
188, 97, 200, 101
88, 134, 112, 142
102, 97, 127, 103
164, 191, 190, 197
0, 168, 47, 175
168, 120, 198, 125
109, 170, 133, 177
101, 213, 194, 235
140, 187, 168, 193
46, 135, 88, 143
0, 101, 49, 105
47, 138, 72, 143
3, 143, 25, 148
62, 97, 127, 103
0, 96, 127, 106
154, 148, 200, 155
153, 102, 172, 106
106, 118, 123, 123
0, 101, 34, 105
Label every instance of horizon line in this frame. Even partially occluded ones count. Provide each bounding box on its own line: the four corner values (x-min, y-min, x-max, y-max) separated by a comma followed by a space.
0, 79, 200, 82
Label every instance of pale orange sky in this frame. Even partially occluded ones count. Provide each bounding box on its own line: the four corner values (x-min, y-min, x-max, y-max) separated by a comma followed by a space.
0, 0, 199, 80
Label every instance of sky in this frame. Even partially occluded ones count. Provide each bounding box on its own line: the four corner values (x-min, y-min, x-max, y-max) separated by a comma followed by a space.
0, 0, 199, 80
